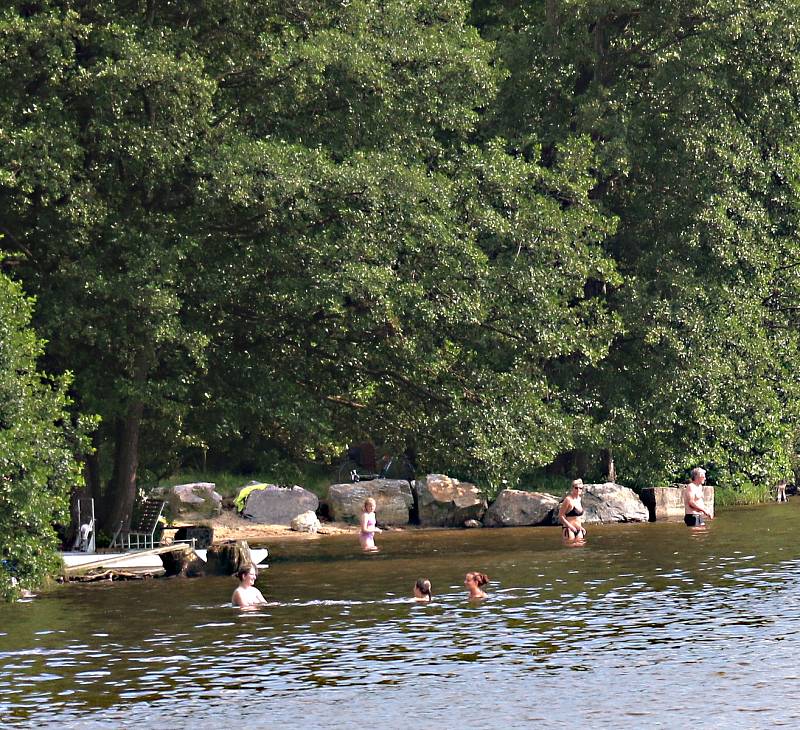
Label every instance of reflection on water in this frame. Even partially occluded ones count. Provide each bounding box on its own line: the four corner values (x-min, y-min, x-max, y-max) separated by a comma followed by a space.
2, 502, 800, 728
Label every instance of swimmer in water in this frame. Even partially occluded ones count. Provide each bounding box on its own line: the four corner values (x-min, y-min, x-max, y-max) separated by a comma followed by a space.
559, 478, 587, 542
359, 497, 381, 552
413, 578, 432, 602
231, 564, 267, 608
464, 571, 489, 600
683, 467, 713, 527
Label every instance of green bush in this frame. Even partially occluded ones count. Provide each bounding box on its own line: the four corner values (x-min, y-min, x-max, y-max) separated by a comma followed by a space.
0, 271, 90, 600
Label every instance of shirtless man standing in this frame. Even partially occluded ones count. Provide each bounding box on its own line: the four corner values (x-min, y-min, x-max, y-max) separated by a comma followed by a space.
683, 467, 713, 527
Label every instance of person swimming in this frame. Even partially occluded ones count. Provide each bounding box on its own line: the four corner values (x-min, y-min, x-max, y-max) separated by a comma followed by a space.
231, 563, 267, 608
559, 478, 587, 542
464, 571, 489, 599
413, 578, 432, 602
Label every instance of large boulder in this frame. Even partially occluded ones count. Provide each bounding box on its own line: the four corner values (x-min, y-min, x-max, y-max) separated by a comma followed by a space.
552, 482, 649, 524
483, 490, 559, 527
415, 474, 487, 527
242, 485, 319, 525
166, 482, 223, 520
327, 479, 414, 525
291, 510, 321, 533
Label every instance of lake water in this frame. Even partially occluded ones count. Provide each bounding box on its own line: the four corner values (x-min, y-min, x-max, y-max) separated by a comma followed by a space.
2, 501, 800, 729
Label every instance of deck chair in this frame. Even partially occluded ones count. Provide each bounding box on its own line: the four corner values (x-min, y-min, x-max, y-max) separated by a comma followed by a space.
125, 499, 166, 550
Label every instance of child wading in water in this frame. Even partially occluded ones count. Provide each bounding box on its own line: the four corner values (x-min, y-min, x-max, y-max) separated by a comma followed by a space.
360, 497, 381, 552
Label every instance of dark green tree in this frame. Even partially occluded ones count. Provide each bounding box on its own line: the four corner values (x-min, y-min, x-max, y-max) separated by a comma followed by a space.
0, 0, 624, 506
476, 0, 800, 489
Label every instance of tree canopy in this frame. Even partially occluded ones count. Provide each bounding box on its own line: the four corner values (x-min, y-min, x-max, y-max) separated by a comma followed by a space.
2, 0, 800, 547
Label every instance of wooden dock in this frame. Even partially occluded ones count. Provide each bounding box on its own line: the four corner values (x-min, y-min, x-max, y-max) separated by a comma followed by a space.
62, 543, 196, 577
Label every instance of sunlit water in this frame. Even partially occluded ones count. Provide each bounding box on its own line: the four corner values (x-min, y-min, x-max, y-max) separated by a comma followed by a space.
2, 501, 800, 728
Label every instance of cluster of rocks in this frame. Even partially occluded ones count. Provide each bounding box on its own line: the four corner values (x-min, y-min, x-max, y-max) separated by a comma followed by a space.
234, 474, 659, 529
163, 475, 708, 531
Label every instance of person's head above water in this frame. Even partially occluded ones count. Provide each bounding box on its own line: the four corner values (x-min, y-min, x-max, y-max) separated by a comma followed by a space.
414, 578, 432, 601
464, 572, 489, 597
465, 571, 488, 586
363, 497, 376, 512
236, 564, 258, 583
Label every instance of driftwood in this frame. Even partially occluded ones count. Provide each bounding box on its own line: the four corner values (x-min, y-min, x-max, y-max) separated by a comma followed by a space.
70, 570, 154, 582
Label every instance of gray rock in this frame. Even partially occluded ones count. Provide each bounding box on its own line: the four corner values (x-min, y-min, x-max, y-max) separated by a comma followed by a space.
639, 486, 682, 521
243, 485, 319, 526
640, 484, 715, 521
415, 474, 487, 527
327, 479, 414, 525
552, 482, 649, 524
464, 519, 483, 529
483, 489, 559, 527
166, 482, 223, 520
291, 510, 321, 533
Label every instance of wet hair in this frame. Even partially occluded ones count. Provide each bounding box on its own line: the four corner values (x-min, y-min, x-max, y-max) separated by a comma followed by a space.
415, 578, 432, 599
364, 497, 376, 511
466, 572, 489, 587
236, 563, 257, 581
690, 467, 706, 480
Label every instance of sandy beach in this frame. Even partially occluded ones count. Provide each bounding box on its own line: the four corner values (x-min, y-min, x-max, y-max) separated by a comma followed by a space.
195, 510, 359, 543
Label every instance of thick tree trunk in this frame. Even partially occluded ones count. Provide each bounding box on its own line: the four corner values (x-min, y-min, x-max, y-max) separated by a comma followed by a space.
103, 352, 150, 534
104, 400, 145, 534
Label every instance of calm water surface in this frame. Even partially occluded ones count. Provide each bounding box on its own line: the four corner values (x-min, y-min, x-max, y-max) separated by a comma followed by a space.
2, 502, 800, 729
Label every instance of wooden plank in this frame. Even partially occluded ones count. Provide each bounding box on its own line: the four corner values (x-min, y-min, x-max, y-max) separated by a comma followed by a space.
63, 543, 194, 576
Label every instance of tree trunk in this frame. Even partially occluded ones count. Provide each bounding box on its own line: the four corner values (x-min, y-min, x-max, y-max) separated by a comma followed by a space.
104, 349, 151, 534
593, 17, 608, 86
602, 448, 616, 483
104, 399, 145, 534
545, 0, 560, 43
83, 430, 103, 522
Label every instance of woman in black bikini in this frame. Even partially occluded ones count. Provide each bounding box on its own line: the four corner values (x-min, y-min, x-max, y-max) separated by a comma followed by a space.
559, 479, 587, 543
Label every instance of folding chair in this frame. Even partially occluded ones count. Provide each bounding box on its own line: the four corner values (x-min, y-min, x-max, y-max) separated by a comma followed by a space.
125, 499, 166, 550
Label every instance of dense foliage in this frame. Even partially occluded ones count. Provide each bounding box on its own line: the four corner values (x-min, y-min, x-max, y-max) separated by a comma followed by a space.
476, 0, 800, 489
3, 0, 800, 545
0, 271, 87, 599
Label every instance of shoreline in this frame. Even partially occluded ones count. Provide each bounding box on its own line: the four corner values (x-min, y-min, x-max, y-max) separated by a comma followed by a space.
195, 511, 358, 544
182, 510, 441, 545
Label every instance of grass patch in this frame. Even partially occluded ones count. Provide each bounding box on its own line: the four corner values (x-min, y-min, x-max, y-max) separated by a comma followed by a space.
159, 463, 333, 500
714, 483, 774, 508
514, 472, 572, 498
